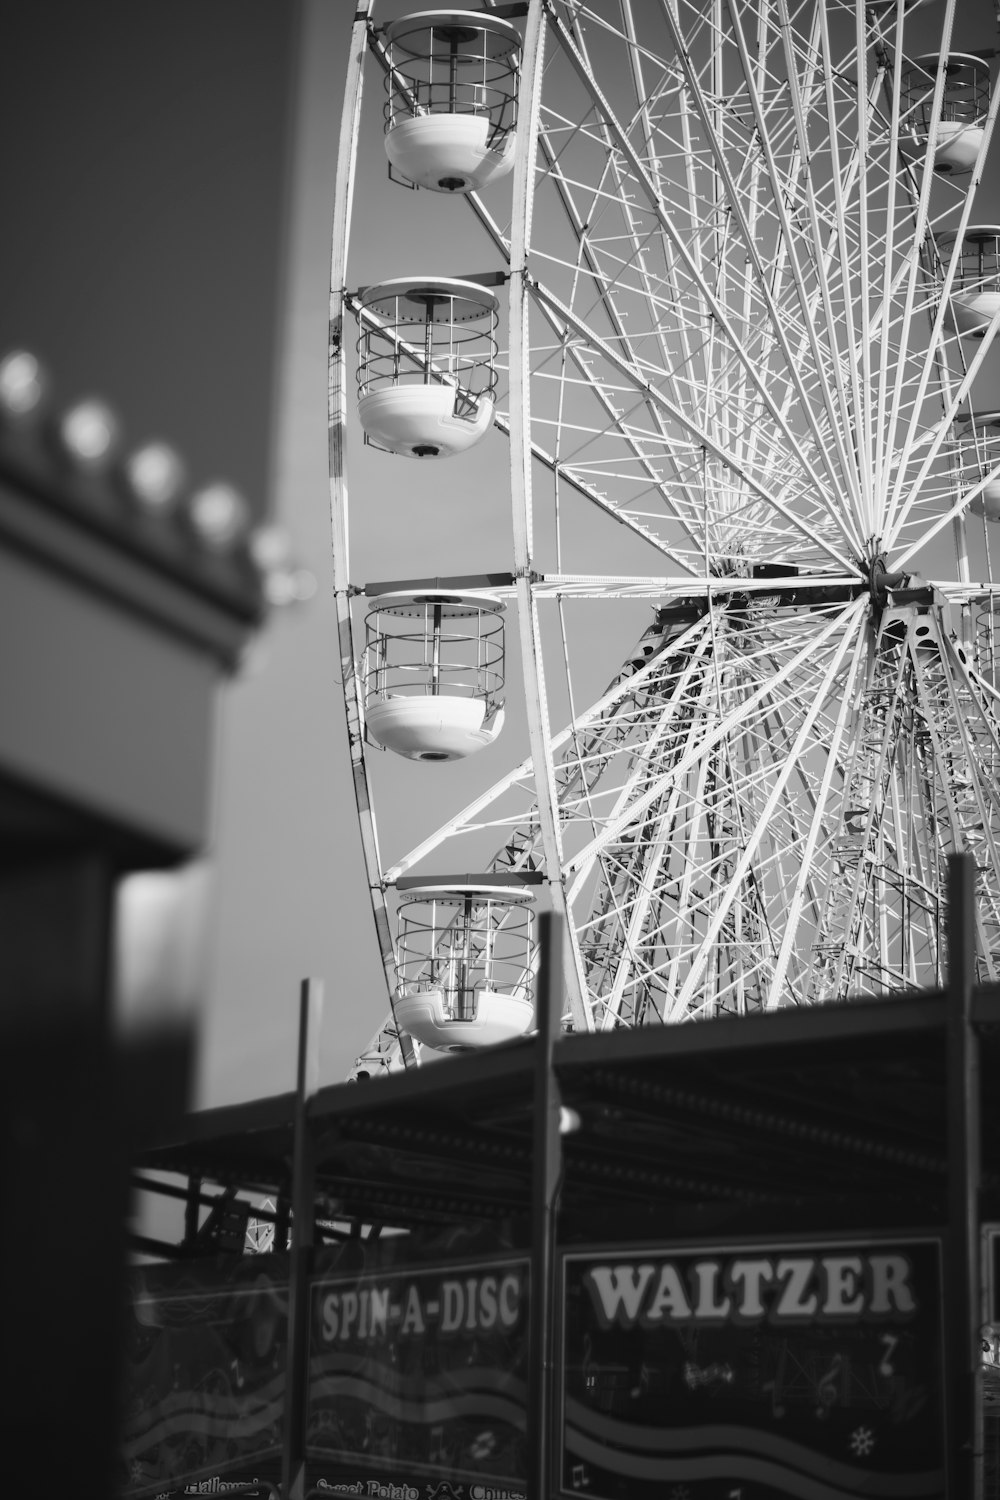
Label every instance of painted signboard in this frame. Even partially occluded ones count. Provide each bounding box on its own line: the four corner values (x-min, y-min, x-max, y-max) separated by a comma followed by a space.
559, 1236, 945, 1500
306, 1253, 528, 1499
120, 1256, 288, 1497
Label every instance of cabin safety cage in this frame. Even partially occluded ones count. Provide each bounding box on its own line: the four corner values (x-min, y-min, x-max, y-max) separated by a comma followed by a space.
941, 226, 1000, 337
382, 9, 522, 193
900, 52, 991, 175
955, 410, 1000, 522
392, 873, 539, 1050
362, 589, 506, 761
355, 276, 499, 457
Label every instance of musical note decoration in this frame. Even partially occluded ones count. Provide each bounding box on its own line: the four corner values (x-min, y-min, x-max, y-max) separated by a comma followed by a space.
814, 1354, 843, 1419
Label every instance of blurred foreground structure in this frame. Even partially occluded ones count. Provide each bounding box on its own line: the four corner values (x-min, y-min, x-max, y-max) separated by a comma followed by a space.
0, 6, 301, 1485
0, 373, 270, 1489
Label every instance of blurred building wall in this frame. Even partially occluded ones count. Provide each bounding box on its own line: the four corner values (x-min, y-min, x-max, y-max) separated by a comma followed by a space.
1, 1, 392, 1100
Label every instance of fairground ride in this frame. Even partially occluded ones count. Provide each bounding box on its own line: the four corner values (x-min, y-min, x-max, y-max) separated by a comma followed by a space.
329, 0, 1000, 1076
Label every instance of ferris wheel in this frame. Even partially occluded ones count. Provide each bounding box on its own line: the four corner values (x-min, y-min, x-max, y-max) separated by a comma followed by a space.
329, 0, 1000, 1076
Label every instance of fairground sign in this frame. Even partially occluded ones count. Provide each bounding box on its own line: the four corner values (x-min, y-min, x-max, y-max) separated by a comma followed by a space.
121, 1256, 288, 1497
559, 1236, 945, 1500
306, 1255, 529, 1497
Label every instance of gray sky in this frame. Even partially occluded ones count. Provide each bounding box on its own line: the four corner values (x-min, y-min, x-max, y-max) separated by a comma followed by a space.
8, 1, 1000, 1109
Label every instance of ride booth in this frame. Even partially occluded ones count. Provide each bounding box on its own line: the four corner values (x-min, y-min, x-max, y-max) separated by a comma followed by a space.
128, 862, 1000, 1500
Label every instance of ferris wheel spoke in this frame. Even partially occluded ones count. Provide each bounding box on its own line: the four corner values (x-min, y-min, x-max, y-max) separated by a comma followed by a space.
846, 1, 874, 529
564, 635, 716, 901
894, 452, 1000, 572
884, 311, 1000, 555
565, 608, 859, 1018
873, 25, 911, 515
762, 620, 869, 1008
518, 300, 709, 560
493, 409, 702, 570
529, 276, 859, 571
562, 598, 861, 883
809, 614, 915, 1002
663, 600, 864, 1017
724, 0, 870, 534
880, 0, 959, 533
910, 625, 1000, 980
533, 14, 737, 534
596, 777, 689, 1029
774, 0, 877, 532
665, 0, 871, 551
542, 2, 867, 563
883, 153, 1000, 552
521, 144, 739, 556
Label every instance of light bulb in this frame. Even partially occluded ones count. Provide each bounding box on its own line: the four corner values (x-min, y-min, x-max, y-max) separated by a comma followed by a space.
0, 350, 49, 421
59, 398, 121, 471
248, 523, 293, 573
263, 567, 317, 607
188, 481, 250, 550
123, 442, 187, 514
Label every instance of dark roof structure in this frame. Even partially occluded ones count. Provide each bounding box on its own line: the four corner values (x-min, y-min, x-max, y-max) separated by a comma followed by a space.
137, 988, 1000, 1244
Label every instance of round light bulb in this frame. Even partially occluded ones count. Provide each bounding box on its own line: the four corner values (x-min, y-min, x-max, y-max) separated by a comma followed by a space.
59, 398, 121, 471
263, 569, 299, 607
0, 350, 49, 421
248, 523, 293, 573
291, 568, 317, 602
123, 442, 187, 514
262, 566, 317, 608
188, 481, 250, 551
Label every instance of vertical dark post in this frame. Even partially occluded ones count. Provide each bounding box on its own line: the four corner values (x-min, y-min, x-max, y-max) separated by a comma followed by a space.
527, 911, 564, 1500
945, 855, 982, 1498
281, 978, 323, 1500
431, 602, 443, 696
184, 1174, 202, 1246
275, 1194, 291, 1254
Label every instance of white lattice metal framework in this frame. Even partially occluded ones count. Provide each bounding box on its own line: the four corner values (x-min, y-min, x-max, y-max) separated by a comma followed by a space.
329, 0, 1000, 1076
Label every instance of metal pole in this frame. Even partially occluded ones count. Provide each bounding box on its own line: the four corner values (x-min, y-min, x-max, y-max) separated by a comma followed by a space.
184, 1173, 202, 1246
945, 854, 982, 1498
281, 978, 323, 1500
431, 602, 443, 695
527, 911, 563, 1500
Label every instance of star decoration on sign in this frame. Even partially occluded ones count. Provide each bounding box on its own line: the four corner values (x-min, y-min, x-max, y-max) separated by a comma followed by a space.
850, 1424, 875, 1457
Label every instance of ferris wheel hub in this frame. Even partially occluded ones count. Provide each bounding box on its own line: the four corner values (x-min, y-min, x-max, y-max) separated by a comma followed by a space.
866, 555, 909, 614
